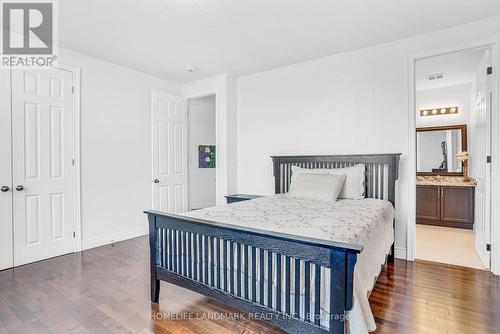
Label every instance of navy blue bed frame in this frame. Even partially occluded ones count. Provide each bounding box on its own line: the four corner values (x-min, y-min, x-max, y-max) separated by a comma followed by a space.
145, 154, 401, 334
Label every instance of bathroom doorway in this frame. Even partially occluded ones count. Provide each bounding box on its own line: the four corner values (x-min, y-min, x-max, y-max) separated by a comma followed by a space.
413, 47, 493, 269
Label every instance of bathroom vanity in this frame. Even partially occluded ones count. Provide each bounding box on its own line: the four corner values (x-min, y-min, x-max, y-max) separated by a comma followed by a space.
416, 176, 475, 229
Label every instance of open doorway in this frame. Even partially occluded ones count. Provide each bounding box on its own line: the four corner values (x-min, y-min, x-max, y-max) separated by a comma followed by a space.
188, 94, 216, 210
414, 47, 493, 270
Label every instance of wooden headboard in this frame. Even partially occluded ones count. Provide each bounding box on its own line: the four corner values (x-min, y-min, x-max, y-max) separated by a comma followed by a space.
271, 154, 401, 205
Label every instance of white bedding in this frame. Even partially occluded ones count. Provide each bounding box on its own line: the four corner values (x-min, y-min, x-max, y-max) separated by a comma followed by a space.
181, 194, 394, 333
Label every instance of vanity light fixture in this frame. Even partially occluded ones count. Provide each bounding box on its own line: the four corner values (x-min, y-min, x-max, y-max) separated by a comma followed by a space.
420, 106, 459, 117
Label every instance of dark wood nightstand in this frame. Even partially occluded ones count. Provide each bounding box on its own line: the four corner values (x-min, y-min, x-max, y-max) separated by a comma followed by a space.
225, 194, 263, 204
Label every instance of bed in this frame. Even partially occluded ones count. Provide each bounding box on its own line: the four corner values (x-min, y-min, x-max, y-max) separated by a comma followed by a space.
145, 154, 401, 334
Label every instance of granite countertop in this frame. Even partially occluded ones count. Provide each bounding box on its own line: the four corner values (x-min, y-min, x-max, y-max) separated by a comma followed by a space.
416, 175, 477, 187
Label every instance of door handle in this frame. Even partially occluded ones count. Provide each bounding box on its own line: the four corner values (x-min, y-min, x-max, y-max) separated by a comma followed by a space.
153, 179, 160, 184
15, 185, 24, 191
0, 186, 9, 192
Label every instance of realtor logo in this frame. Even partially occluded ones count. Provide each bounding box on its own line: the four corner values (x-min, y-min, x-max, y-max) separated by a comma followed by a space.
1, 1, 57, 67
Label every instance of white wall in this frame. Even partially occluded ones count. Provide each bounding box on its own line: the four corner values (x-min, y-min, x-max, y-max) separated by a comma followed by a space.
416, 84, 472, 128
236, 15, 500, 259
189, 95, 216, 209
58, 48, 181, 249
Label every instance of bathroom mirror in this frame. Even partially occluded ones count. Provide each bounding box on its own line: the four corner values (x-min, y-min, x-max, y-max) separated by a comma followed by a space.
416, 124, 467, 176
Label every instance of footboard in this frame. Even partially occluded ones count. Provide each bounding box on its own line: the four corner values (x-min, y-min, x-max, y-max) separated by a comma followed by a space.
145, 210, 362, 334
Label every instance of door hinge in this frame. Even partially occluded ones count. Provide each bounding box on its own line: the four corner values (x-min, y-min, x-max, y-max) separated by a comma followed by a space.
73, 231, 76, 238
72, 86, 75, 94
72, 159, 75, 166
487, 67, 492, 75
487, 156, 492, 163
487, 244, 491, 252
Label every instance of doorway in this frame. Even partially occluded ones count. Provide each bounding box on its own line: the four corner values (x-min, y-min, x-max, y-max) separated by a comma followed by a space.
413, 47, 493, 270
0, 66, 80, 270
150, 92, 218, 212
187, 95, 216, 210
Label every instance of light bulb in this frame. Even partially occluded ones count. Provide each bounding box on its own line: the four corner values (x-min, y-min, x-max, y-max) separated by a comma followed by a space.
432, 109, 438, 115
440, 108, 446, 114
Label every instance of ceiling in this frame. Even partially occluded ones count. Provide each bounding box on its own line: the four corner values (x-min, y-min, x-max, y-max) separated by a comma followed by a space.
415, 48, 486, 90
58, 0, 500, 83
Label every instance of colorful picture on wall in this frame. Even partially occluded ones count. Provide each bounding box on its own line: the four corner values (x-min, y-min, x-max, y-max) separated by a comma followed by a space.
198, 145, 216, 168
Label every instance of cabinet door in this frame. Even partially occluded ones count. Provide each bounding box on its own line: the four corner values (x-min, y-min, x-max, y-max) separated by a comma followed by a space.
441, 186, 474, 226
416, 186, 441, 221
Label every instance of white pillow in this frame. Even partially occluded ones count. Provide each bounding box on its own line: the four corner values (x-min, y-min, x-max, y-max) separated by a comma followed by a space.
291, 164, 365, 199
288, 173, 346, 202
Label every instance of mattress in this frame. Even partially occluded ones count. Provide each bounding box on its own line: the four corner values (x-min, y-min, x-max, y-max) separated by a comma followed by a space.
181, 194, 394, 333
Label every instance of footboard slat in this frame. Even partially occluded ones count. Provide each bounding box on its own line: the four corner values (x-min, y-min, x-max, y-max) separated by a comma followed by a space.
259, 248, 265, 305
210, 236, 215, 287
198, 234, 202, 281
223, 240, 228, 292
229, 241, 234, 294
314, 264, 321, 326
244, 245, 249, 299
237, 243, 242, 297
215, 238, 220, 289
251, 246, 257, 302
294, 258, 300, 317
268, 252, 274, 308
182, 231, 187, 276
193, 233, 198, 280
173, 230, 177, 273
285, 255, 291, 314
186, 232, 191, 278
203, 235, 208, 284
276, 254, 282, 311
168, 229, 171, 271
304, 261, 311, 321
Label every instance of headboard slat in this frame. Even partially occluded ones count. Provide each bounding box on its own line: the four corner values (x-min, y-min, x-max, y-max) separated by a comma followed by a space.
271, 154, 401, 205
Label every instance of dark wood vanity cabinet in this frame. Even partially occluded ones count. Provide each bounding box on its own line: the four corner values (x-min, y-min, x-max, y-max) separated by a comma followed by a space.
417, 185, 474, 229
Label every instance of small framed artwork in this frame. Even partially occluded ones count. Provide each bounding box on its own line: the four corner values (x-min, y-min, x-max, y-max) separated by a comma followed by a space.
198, 145, 216, 168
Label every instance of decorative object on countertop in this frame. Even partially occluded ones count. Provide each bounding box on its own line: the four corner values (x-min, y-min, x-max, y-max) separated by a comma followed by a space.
456, 151, 470, 181
416, 175, 476, 187
198, 145, 216, 168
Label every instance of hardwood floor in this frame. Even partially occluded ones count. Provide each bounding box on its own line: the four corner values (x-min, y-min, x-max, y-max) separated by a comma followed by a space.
370, 258, 500, 334
0, 236, 498, 334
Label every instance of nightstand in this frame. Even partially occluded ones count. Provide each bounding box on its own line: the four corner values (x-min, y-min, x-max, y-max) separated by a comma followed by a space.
225, 194, 263, 204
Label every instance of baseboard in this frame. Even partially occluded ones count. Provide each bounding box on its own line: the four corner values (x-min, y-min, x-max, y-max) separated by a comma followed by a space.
82, 226, 149, 251
394, 247, 407, 260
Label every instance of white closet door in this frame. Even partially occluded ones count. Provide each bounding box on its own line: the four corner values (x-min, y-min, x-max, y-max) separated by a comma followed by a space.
151, 90, 188, 213
473, 49, 492, 269
11, 68, 75, 266
0, 70, 13, 270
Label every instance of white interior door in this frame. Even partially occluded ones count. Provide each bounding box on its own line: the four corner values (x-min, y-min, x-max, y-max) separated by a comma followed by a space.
11, 68, 75, 266
0, 69, 13, 270
151, 90, 188, 213
473, 49, 492, 269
